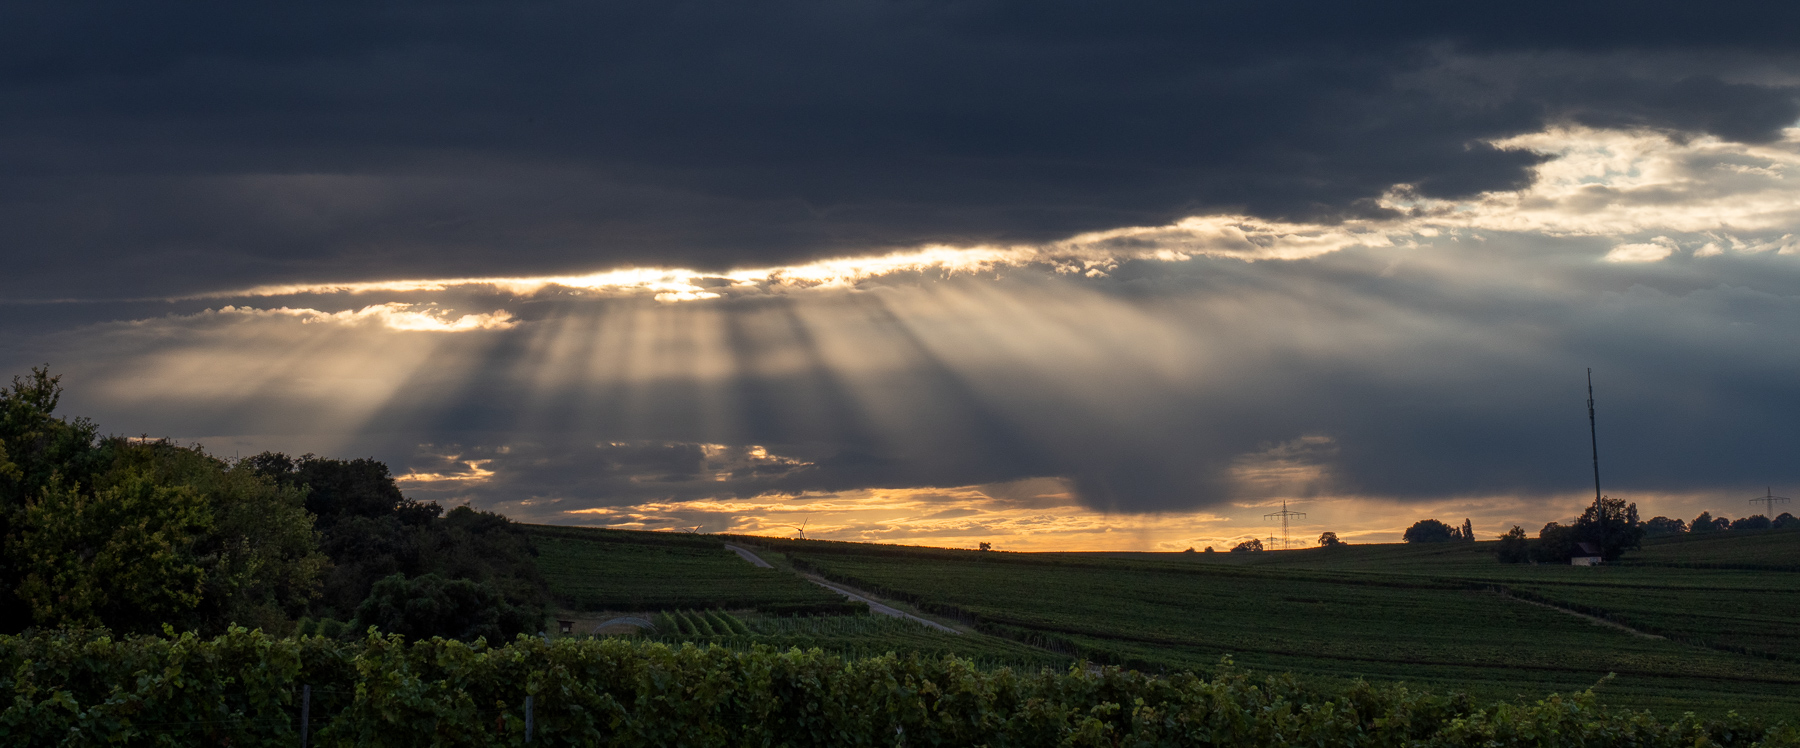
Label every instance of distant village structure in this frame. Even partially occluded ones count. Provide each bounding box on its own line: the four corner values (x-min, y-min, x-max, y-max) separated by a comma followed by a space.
1570, 542, 1604, 566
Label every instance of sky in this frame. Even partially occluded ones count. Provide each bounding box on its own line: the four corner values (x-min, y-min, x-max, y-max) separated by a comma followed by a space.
4, 2, 1800, 550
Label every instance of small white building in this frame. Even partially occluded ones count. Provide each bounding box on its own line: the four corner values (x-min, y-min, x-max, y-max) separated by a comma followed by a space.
1570, 542, 1603, 566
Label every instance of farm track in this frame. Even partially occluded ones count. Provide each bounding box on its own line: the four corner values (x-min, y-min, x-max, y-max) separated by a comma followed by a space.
723, 543, 773, 568
722, 543, 962, 634
812, 569, 1800, 687
1496, 591, 1663, 639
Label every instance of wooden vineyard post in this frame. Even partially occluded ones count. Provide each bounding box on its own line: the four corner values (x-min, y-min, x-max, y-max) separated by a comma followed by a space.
299, 685, 310, 748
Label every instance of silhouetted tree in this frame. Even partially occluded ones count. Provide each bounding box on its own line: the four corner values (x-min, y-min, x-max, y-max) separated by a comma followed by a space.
1776, 512, 1797, 529
1460, 519, 1474, 542
1643, 516, 1687, 537
1690, 511, 1728, 533
1533, 522, 1578, 563
1230, 539, 1263, 553
352, 573, 541, 642
1402, 519, 1459, 543
1317, 531, 1343, 547
0, 368, 108, 633
1495, 526, 1530, 563
1573, 495, 1642, 561
1731, 515, 1772, 531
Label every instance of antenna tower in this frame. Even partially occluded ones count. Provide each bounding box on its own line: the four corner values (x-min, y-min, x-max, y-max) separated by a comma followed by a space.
1263, 499, 1306, 550
1750, 487, 1792, 516
1587, 369, 1608, 554
1587, 369, 1601, 504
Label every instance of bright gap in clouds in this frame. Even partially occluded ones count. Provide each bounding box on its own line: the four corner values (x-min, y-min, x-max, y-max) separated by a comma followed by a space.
191, 124, 1800, 321
19, 124, 1800, 549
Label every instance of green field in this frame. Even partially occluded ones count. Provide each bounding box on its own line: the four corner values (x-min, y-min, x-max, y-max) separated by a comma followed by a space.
752, 531, 1800, 720
524, 525, 1800, 720
1625, 528, 1800, 569
526, 525, 852, 613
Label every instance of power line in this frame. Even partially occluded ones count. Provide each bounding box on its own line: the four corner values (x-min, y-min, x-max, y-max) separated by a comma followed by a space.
1750, 487, 1792, 516
1263, 499, 1306, 550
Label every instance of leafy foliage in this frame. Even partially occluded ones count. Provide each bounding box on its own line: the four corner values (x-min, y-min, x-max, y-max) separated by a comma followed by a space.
1644, 516, 1688, 537
0, 368, 108, 632
351, 573, 542, 642
1574, 495, 1644, 561
1692, 511, 1730, 533
1495, 525, 1530, 563
1402, 518, 1461, 543
0, 367, 537, 639
1, 369, 326, 635
2, 629, 1793, 747
247, 453, 549, 625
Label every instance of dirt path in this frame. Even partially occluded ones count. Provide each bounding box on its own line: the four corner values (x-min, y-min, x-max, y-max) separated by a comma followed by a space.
722, 543, 773, 568
722, 543, 960, 634
801, 574, 962, 634
1500, 592, 1664, 639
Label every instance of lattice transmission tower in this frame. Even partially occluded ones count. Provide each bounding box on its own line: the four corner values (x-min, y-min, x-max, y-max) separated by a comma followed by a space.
1263, 500, 1306, 550
1750, 487, 1792, 516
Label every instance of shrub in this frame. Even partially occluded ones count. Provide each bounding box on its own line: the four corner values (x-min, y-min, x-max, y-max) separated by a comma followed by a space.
352, 573, 543, 642
1403, 519, 1459, 543
0, 629, 1789, 747
1495, 526, 1530, 564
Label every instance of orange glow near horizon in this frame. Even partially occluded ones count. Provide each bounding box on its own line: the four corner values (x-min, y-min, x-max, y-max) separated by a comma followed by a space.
483, 481, 1738, 553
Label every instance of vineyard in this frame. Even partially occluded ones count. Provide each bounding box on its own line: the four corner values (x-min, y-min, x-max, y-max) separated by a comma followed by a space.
646, 608, 1065, 668
526, 525, 855, 614
1622, 528, 1800, 569
3, 628, 1795, 747
752, 530, 1800, 721
511, 525, 1800, 723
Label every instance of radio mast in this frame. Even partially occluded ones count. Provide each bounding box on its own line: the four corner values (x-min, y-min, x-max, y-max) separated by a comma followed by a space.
1587, 369, 1601, 504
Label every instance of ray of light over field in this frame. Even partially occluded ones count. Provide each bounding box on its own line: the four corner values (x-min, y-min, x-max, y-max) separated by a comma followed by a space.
9, 126, 1800, 549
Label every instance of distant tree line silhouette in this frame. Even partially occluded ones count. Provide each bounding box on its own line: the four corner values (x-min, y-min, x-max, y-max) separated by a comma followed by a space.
1642, 511, 1796, 537
1357, 496, 1796, 567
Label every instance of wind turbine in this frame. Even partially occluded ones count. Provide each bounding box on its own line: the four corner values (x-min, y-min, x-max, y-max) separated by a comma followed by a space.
784, 518, 810, 540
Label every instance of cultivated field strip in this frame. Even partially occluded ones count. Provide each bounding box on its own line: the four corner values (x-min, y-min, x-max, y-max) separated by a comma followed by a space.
792, 548, 1800, 719
530, 530, 850, 612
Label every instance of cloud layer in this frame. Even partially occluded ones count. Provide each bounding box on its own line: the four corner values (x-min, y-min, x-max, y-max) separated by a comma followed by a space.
6, 5, 1800, 546
4, 3, 1798, 301
9, 125, 1800, 542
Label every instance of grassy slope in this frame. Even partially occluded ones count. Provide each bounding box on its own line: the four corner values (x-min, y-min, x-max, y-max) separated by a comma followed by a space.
523, 524, 1067, 667
526, 525, 847, 611
766, 532, 1800, 720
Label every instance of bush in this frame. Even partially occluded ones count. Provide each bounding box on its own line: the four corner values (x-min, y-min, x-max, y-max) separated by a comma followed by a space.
1691, 511, 1730, 533
1230, 539, 1263, 553
0, 629, 1790, 747
1644, 516, 1687, 537
352, 573, 543, 642
1403, 519, 1459, 543
1732, 515, 1773, 531
1533, 521, 1578, 563
1495, 526, 1530, 564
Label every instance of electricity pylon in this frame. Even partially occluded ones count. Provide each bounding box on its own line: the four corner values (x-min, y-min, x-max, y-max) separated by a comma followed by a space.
1263, 500, 1306, 550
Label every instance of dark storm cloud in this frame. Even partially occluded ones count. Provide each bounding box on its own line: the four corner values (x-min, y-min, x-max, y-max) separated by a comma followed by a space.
4, 1, 1798, 300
